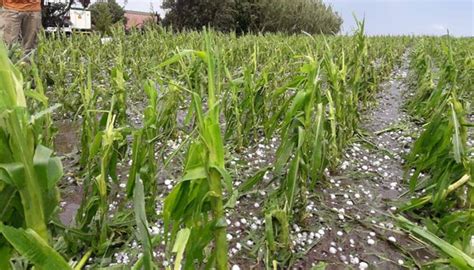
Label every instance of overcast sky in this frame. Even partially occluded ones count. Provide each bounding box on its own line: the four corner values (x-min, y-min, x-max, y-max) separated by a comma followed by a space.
114, 0, 473, 36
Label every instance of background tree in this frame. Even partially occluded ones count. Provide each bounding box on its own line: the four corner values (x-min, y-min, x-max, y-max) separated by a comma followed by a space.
162, 0, 235, 32
89, 0, 125, 33
77, 0, 91, 8
162, 0, 342, 34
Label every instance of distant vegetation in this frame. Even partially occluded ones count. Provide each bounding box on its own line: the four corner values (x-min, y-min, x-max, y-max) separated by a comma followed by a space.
89, 0, 125, 33
162, 0, 342, 34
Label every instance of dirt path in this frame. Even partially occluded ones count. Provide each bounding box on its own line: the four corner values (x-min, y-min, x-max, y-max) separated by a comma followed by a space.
302, 52, 437, 269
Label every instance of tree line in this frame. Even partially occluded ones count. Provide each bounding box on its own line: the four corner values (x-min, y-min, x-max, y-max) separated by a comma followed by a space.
88, 0, 342, 35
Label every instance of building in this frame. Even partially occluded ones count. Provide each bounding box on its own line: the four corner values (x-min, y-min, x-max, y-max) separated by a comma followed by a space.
124, 10, 157, 30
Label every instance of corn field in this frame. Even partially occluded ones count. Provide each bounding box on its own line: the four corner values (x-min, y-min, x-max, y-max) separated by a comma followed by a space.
0, 24, 473, 269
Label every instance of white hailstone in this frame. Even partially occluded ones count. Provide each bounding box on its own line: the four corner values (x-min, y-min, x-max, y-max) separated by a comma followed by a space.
231, 265, 241, 270
226, 219, 231, 225
370, 210, 376, 214
240, 218, 247, 224
294, 225, 301, 233
167, 184, 173, 190
343, 194, 349, 199
259, 190, 266, 196
338, 214, 345, 220
318, 229, 325, 235
350, 256, 360, 264
359, 262, 369, 269
254, 202, 260, 208
355, 214, 361, 219
226, 234, 233, 241
346, 200, 354, 206
341, 161, 349, 170
362, 165, 368, 170
367, 238, 375, 245
369, 232, 376, 237
398, 259, 404, 265
119, 183, 126, 188
354, 193, 361, 199
234, 221, 241, 227
230, 160, 236, 166
315, 233, 321, 238
163, 261, 169, 267
384, 155, 390, 160
388, 236, 397, 243
251, 224, 258, 230
236, 243, 242, 250
164, 179, 172, 186
246, 240, 254, 246
329, 247, 337, 254
330, 194, 336, 200
337, 231, 343, 236
390, 206, 397, 211
340, 255, 347, 262
231, 248, 238, 254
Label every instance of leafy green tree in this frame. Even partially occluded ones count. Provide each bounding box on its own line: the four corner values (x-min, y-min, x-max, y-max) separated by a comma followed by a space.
89, 0, 125, 33
162, 0, 342, 34
162, 0, 235, 32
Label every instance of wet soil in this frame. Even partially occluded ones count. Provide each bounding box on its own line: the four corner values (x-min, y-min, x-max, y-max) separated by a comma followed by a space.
55, 120, 82, 226
298, 53, 437, 269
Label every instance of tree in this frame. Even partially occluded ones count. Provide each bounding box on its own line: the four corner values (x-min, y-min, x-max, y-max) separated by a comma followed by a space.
162, 0, 235, 32
89, 0, 125, 33
77, 0, 91, 8
162, 0, 342, 34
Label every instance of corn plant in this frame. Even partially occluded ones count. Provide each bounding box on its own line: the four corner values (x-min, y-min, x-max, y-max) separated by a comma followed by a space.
401, 37, 473, 266
0, 42, 71, 269
76, 99, 126, 254
126, 81, 159, 218
162, 31, 232, 269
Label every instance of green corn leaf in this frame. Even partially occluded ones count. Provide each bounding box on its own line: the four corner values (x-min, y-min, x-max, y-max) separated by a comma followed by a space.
0, 223, 71, 270
396, 215, 474, 269
285, 155, 299, 212
264, 213, 275, 252
0, 162, 25, 187
133, 177, 156, 270
172, 228, 191, 270
33, 145, 63, 190
0, 42, 25, 108
238, 167, 270, 194
0, 246, 12, 270
127, 131, 143, 198
449, 100, 464, 163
